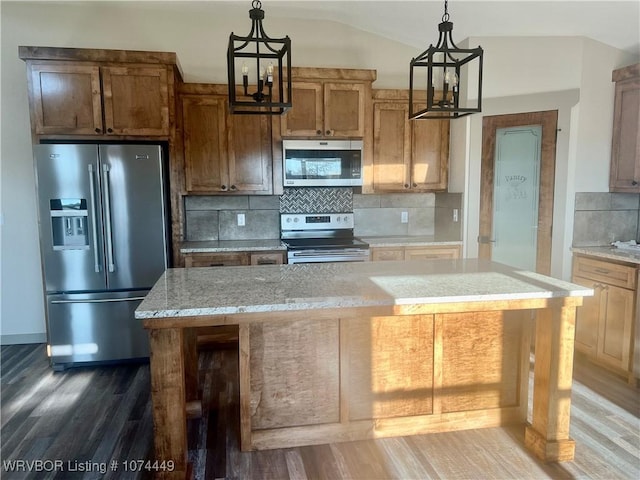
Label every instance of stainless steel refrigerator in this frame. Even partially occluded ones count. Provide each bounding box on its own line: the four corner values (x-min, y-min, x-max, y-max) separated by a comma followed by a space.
34, 144, 169, 370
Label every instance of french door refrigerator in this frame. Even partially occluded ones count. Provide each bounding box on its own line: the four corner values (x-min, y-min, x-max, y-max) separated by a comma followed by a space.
34, 144, 169, 370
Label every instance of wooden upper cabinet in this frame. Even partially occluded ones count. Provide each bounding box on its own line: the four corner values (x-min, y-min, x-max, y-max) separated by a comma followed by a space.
29, 63, 103, 135
610, 64, 640, 193
281, 82, 323, 136
280, 68, 374, 138
181, 87, 272, 195
182, 95, 227, 193
101, 66, 169, 136
370, 90, 449, 192
323, 83, 366, 137
20, 47, 178, 138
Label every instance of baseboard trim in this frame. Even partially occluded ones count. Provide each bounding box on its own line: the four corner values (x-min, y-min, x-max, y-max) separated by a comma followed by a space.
1, 333, 47, 345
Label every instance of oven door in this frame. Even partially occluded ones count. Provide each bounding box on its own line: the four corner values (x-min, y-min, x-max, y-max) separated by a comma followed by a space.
287, 248, 370, 264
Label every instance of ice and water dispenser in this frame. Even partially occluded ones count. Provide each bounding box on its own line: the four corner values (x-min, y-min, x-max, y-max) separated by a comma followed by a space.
49, 199, 89, 250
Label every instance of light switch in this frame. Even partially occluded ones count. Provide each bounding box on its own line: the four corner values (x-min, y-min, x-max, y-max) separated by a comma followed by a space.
401, 211, 408, 223
453, 209, 459, 222
237, 213, 246, 226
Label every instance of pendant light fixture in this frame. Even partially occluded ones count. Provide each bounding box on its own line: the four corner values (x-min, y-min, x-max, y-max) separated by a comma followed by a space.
227, 0, 291, 115
409, 0, 483, 119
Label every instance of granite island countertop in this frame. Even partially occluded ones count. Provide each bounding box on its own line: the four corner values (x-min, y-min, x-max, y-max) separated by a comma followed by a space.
136, 259, 592, 319
571, 246, 640, 265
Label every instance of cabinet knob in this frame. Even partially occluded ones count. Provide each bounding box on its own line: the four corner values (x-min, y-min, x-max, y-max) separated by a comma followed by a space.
632, 180, 638, 186
316, 130, 322, 135
326, 130, 332, 135
107, 128, 113, 133
221, 185, 227, 191
412, 183, 418, 188
404, 184, 410, 188
230, 185, 237, 191
94, 128, 101, 133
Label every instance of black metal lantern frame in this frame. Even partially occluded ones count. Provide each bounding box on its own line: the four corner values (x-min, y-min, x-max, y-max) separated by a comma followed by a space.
409, 1, 483, 120
227, 0, 292, 115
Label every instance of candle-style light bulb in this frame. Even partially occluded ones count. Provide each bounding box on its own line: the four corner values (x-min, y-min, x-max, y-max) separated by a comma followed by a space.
241, 62, 249, 92
241, 63, 249, 76
444, 70, 458, 88
266, 62, 274, 86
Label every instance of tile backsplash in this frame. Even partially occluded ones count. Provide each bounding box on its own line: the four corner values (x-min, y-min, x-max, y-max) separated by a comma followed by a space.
184, 190, 463, 242
572, 192, 640, 247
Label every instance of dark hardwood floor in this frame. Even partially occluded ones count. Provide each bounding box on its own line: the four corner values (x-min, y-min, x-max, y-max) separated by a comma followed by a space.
1, 343, 638, 479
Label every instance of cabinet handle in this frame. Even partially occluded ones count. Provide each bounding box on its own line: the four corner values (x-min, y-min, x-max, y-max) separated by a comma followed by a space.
221, 185, 227, 191
594, 268, 610, 275
94, 128, 101, 133
209, 263, 224, 267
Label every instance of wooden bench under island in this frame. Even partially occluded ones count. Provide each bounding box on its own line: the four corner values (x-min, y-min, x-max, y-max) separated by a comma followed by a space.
135, 259, 593, 480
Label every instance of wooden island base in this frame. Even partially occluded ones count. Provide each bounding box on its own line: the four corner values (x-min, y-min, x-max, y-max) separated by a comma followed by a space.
145, 297, 581, 479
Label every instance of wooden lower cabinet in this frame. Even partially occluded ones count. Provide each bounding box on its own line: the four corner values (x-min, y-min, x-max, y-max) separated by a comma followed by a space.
371, 245, 461, 261
245, 310, 531, 450
184, 251, 285, 268
572, 254, 637, 378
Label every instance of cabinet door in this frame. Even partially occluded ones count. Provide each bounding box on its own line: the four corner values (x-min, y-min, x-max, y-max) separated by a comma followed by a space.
280, 82, 322, 136
610, 77, 640, 193
101, 66, 169, 136
227, 114, 272, 193
572, 277, 602, 357
598, 284, 635, 371
182, 95, 228, 193
372, 103, 411, 191
405, 246, 461, 260
29, 63, 103, 135
324, 83, 366, 137
412, 114, 450, 190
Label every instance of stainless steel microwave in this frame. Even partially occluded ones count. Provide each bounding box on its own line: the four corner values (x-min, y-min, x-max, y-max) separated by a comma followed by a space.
282, 139, 363, 187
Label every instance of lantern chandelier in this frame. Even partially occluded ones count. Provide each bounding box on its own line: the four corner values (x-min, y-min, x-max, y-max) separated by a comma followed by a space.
409, 0, 483, 119
227, 0, 292, 115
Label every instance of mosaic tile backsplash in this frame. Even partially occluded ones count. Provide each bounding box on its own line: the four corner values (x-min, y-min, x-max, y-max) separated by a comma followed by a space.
279, 187, 353, 213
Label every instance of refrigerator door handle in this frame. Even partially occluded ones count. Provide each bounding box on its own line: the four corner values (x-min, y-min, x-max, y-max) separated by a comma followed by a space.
88, 164, 101, 273
102, 164, 116, 273
50, 297, 146, 304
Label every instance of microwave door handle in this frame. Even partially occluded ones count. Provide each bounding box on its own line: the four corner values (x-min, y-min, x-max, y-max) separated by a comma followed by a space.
87, 164, 101, 273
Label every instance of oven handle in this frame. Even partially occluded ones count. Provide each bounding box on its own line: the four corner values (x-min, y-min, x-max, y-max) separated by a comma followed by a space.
290, 249, 369, 257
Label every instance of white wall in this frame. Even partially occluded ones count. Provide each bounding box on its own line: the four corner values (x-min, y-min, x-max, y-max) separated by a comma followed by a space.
1, 2, 637, 342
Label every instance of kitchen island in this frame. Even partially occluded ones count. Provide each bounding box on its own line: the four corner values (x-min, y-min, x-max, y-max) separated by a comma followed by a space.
136, 259, 592, 479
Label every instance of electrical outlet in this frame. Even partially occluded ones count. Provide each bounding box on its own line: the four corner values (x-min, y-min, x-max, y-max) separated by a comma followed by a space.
453, 208, 459, 223
401, 211, 408, 223
237, 213, 246, 226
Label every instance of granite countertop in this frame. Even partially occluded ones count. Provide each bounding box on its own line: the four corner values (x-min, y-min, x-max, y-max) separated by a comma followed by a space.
362, 236, 463, 247
571, 246, 640, 265
181, 239, 286, 253
136, 259, 592, 319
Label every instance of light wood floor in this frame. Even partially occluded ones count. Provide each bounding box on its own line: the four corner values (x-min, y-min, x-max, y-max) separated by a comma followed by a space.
1, 343, 638, 479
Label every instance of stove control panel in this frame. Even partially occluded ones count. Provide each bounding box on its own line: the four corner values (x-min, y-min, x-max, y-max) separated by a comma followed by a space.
281, 213, 354, 230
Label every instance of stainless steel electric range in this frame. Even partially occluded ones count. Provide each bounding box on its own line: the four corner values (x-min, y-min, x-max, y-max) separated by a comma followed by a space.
280, 213, 369, 264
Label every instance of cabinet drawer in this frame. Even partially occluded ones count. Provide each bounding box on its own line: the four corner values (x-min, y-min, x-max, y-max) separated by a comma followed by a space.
250, 252, 285, 265
184, 252, 249, 268
572, 255, 636, 290
371, 247, 405, 262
